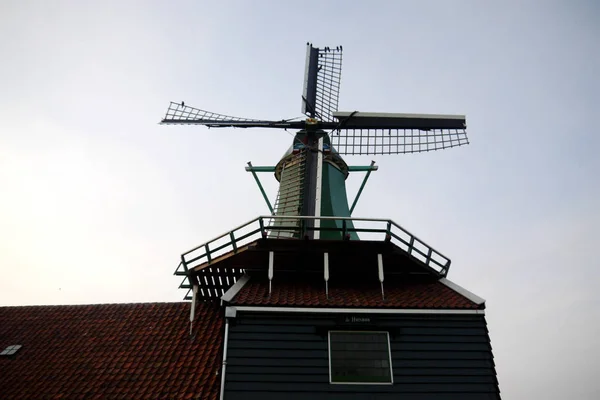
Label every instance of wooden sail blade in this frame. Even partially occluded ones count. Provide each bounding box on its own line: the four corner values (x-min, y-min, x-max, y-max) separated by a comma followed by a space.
333, 111, 466, 130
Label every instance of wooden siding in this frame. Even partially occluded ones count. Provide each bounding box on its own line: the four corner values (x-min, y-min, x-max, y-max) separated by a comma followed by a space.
225, 312, 500, 400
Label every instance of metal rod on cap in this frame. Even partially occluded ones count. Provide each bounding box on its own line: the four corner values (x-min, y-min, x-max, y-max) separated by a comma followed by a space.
324, 252, 329, 299
378, 254, 385, 301
190, 284, 198, 336
268, 251, 274, 296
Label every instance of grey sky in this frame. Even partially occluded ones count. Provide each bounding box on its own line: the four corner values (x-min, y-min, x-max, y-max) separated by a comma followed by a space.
1, 1, 598, 398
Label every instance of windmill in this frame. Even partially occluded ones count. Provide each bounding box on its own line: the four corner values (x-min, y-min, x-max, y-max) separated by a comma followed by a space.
158, 45, 501, 398
162, 43, 468, 243
163, 43, 470, 301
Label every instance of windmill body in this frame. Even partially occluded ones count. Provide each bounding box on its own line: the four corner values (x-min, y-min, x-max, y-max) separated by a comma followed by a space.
271, 130, 358, 240
162, 44, 500, 399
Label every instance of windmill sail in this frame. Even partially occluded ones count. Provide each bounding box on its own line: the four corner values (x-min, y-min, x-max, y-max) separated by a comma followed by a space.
302, 44, 343, 122
162, 102, 261, 124
330, 111, 468, 155
161, 102, 298, 128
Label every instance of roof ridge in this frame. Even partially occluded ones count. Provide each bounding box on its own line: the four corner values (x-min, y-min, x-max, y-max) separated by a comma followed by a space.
0, 301, 217, 309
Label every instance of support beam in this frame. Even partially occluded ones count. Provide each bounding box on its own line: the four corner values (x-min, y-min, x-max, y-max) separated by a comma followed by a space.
246, 162, 274, 214
350, 161, 376, 214
348, 165, 379, 172
245, 165, 276, 173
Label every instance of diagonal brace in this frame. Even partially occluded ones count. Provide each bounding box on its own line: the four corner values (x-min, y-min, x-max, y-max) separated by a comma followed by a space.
349, 161, 377, 214
246, 162, 274, 214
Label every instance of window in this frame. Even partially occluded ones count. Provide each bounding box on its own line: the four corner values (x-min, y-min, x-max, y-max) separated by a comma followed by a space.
328, 331, 393, 384
0, 345, 22, 356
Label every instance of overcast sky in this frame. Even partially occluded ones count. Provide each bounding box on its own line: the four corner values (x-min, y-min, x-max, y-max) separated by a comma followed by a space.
1, 1, 599, 398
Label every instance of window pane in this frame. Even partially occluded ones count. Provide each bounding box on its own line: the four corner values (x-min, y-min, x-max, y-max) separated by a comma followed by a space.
329, 331, 392, 384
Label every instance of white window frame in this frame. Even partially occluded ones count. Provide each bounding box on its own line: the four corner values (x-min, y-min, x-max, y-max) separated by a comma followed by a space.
328, 330, 393, 385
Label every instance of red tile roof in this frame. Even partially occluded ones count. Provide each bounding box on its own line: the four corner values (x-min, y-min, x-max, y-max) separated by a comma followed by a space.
0, 302, 223, 400
230, 278, 480, 309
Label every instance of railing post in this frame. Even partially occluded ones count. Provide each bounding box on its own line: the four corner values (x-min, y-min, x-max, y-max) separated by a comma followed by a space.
443, 260, 451, 277
179, 256, 189, 274
385, 221, 392, 242
205, 244, 211, 264
230, 231, 237, 253
259, 217, 266, 238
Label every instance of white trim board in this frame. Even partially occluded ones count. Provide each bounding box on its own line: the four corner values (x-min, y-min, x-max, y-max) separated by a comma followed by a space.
439, 278, 486, 305
221, 274, 251, 304
314, 136, 323, 240
228, 306, 484, 316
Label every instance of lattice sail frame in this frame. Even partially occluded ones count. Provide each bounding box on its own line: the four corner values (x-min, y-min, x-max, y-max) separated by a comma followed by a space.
302, 44, 343, 122
163, 102, 261, 125
331, 128, 469, 155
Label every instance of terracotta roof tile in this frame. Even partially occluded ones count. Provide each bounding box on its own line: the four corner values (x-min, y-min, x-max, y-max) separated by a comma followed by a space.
0, 302, 223, 399
231, 278, 480, 309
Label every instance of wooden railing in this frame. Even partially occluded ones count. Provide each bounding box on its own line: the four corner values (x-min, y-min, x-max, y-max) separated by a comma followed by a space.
174, 215, 451, 299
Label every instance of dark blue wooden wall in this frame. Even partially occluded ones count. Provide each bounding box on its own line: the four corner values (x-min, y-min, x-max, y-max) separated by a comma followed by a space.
224, 311, 500, 400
